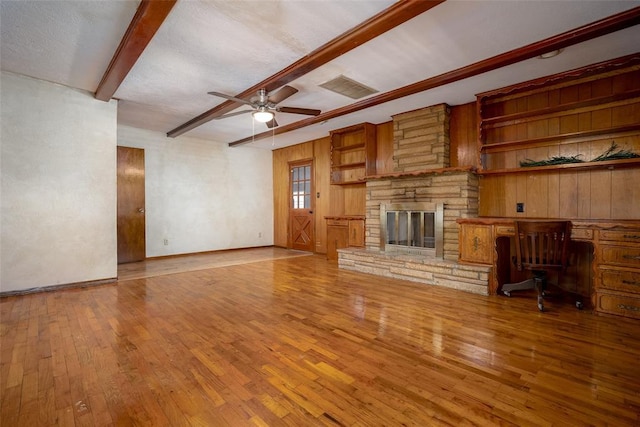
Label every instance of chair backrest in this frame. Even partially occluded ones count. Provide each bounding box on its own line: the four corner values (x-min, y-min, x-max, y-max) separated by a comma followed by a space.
514, 220, 572, 272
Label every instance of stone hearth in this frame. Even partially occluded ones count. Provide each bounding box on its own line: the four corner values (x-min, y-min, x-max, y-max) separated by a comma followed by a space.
337, 104, 490, 295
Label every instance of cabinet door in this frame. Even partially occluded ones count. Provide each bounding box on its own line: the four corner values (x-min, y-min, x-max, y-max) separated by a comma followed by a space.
327, 225, 349, 261
459, 224, 493, 264
349, 220, 365, 247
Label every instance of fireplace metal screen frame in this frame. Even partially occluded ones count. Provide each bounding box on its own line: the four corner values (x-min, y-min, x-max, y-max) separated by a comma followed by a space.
379, 202, 444, 258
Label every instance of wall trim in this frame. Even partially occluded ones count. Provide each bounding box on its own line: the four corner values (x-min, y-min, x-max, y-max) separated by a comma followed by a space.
0, 278, 117, 298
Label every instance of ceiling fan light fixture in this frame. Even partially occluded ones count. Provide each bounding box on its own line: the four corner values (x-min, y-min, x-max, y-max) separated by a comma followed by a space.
538, 49, 563, 59
252, 108, 274, 123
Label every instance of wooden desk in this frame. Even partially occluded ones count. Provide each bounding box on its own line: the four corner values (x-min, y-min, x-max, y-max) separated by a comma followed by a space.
457, 218, 640, 319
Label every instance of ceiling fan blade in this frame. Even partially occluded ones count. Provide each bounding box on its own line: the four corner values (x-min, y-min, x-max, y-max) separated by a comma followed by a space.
267, 85, 298, 104
266, 117, 279, 128
212, 110, 253, 120
208, 91, 253, 106
277, 106, 321, 116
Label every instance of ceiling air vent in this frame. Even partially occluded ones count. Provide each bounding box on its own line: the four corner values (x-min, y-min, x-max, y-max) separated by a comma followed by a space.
319, 75, 378, 100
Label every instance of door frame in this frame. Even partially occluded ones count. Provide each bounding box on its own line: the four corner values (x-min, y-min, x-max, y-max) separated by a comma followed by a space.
288, 158, 315, 251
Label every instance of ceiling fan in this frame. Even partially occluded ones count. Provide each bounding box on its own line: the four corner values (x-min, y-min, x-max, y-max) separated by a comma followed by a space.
208, 85, 321, 128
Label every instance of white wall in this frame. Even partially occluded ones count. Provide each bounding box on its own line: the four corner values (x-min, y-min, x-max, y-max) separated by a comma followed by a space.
1, 72, 118, 293
117, 125, 273, 257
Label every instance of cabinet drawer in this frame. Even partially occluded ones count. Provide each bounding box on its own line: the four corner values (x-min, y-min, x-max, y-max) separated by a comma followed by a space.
327, 219, 349, 227
599, 230, 640, 243
495, 226, 514, 236
596, 292, 640, 319
601, 246, 640, 268
600, 269, 640, 293
571, 228, 593, 240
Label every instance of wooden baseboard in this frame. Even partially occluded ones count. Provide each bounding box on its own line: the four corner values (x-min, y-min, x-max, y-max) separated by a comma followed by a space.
144, 245, 276, 261
0, 277, 117, 298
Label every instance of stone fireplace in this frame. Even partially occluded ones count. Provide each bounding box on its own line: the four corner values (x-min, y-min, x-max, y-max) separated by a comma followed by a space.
338, 104, 491, 295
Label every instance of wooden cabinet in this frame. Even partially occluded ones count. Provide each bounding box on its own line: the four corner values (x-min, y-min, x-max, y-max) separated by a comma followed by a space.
330, 123, 377, 185
459, 224, 493, 264
458, 218, 640, 319
326, 216, 365, 261
595, 228, 640, 319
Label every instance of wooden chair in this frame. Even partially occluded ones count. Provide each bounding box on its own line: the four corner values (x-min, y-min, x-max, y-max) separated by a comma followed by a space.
501, 220, 572, 311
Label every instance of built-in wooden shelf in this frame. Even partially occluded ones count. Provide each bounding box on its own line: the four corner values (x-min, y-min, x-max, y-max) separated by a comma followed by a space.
481, 89, 640, 128
332, 161, 366, 170
332, 143, 365, 152
481, 125, 640, 154
478, 158, 640, 176
477, 54, 640, 175
330, 123, 376, 185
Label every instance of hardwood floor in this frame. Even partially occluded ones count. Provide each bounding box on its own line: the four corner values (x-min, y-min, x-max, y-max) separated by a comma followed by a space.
2, 252, 640, 426
117, 246, 312, 281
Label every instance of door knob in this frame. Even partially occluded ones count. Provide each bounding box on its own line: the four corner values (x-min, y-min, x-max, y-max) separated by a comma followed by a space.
138, 208, 145, 213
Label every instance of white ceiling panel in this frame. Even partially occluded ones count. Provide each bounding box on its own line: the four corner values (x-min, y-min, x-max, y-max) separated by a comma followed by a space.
0, 0, 139, 91
2, 0, 639, 150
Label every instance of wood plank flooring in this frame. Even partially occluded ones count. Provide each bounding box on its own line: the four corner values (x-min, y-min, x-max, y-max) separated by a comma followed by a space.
117, 247, 312, 281
2, 252, 640, 426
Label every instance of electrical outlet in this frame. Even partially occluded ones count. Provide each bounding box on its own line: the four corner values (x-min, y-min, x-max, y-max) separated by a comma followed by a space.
163, 239, 169, 245
516, 203, 524, 213
258, 232, 262, 238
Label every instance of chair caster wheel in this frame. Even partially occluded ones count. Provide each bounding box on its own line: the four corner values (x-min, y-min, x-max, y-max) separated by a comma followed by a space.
576, 301, 584, 310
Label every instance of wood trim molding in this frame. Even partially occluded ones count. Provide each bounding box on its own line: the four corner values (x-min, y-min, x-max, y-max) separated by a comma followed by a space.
95, 0, 177, 102
0, 278, 116, 298
477, 52, 640, 99
229, 6, 640, 147
166, 0, 445, 138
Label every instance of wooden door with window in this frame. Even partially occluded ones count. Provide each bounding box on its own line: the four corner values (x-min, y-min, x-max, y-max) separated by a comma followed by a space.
289, 161, 314, 252
117, 146, 146, 263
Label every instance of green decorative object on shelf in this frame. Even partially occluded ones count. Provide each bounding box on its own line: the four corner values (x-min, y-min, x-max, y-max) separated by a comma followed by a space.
520, 142, 640, 168
591, 142, 640, 162
520, 155, 584, 167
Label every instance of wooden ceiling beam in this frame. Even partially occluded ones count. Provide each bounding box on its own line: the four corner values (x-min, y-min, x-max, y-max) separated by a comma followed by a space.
229, 6, 640, 147
95, 0, 177, 102
166, 0, 445, 138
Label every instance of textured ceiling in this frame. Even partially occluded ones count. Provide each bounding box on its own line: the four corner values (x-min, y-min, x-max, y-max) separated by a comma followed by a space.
2, 0, 639, 150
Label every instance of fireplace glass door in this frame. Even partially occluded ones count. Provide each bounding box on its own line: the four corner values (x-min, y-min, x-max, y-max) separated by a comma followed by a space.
386, 211, 435, 248
381, 202, 443, 258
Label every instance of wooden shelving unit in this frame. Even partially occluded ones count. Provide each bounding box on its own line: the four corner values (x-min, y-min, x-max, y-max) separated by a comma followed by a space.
477, 55, 640, 175
470, 54, 640, 318
330, 122, 377, 185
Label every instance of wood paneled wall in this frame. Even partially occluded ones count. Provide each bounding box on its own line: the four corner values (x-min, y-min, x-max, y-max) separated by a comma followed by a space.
449, 102, 478, 167
273, 121, 396, 253
273, 110, 475, 253
273, 141, 313, 248
273, 136, 348, 253
273, 61, 640, 254
375, 121, 395, 174
478, 168, 640, 219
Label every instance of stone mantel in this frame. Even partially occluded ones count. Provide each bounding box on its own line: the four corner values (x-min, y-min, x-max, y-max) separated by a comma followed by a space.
366, 166, 476, 181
